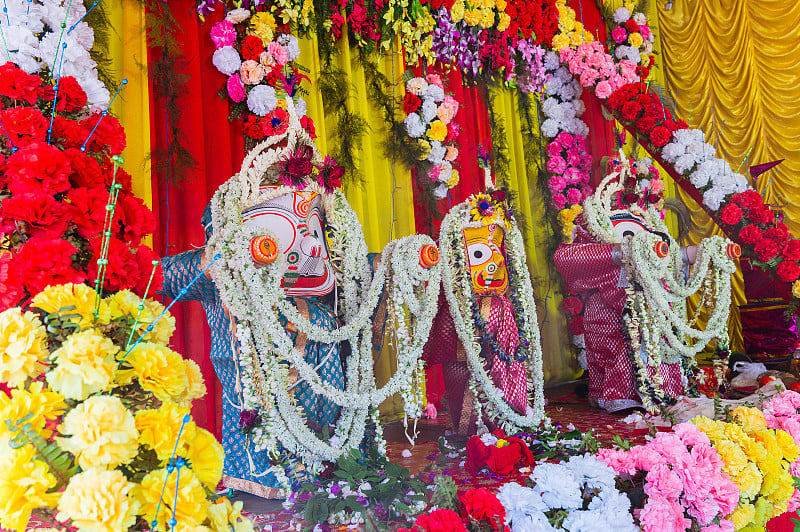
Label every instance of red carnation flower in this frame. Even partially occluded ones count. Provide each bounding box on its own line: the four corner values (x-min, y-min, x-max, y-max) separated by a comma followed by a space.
635, 116, 657, 134
80, 112, 127, 156
777, 260, 800, 283
66, 186, 109, 239
738, 225, 763, 246
240, 35, 265, 62
0, 62, 41, 105
740, 189, 764, 211
750, 206, 775, 225
64, 148, 105, 188
51, 116, 90, 150
404, 92, 422, 114
414, 508, 467, 532
782, 239, 800, 261
263, 108, 290, 137
1, 192, 68, 238
100, 161, 133, 192
650, 126, 671, 147
54, 76, 88, 113
765, 223, 790, 243
625, 19, 640, 33
300, 115, 317, 139
6, 142, 72, 196
754, 238, 779, 262
87, 237, 141, 293
491, 189, 507, 202
719, 204, 743, 226
115, 193, 157, 246
608, 90, 628, 111
561, 295, 584, 316
133, 244, 163, 297
12, 237, 86, 296
243, 115, 266, 140
459, 488, 506, 532
0, 254, 24, 311
620, 101, 642, 121
568, 315, 585, 335
2, 107, 48, 146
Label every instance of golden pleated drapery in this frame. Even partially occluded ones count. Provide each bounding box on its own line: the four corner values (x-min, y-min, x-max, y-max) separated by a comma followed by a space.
659, 0, 800, 354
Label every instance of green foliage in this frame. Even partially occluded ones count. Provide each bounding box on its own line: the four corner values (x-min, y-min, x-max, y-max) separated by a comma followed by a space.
611, 435, 632, 451
522, 425, 600, 460
5, 414, 79, 491
295, 447, 430, 530
41, 306, 81, 348
429, 475, 459, 512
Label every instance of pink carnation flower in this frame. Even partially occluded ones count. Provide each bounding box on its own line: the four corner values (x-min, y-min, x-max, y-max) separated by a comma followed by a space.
210, 20, 237, 49
619, 60, 638, 82
426, 73, 444, 88
547, 155, 567, 174
268, 42, 289, 66
612, 26, 628, 44
552, 193, 567, 210
644, 463, 683, 500
595, 80, 613, 99
672, 423, 711, 448
597, 448, 638, 475
555, 132, 575, 148
546, 141, 563, 157
640, 25, 651, 40
639, 495, 692, 532
548, 175, 567, 193
566, 187, 583, 204
226, 74, 247, 103
574, 135, 587, 152
700, 520, 735, 532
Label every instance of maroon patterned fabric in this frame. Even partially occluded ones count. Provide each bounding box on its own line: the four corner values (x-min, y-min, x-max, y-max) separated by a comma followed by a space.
484, 295, 528, 414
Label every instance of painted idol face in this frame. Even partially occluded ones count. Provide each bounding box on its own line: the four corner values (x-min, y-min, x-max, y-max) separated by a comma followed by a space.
243, 190, 335, 297
610, 212, 669, 244
463, 223, 508, 295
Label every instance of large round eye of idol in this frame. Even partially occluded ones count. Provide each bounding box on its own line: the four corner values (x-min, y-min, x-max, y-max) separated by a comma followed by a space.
463, 224, 509, 296
242, 190, 335, 297
610, 213, 670, 243
467, 242, 493, 266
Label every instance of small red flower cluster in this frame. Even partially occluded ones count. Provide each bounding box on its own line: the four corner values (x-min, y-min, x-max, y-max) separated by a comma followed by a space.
0, 62, 160, 310
504, 0, 559, 47
393, 486, 509, 532
607, 82, 688, 148
722, 190, 800, 282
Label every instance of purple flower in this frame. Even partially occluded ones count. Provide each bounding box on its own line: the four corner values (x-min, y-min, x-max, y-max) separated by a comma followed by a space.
239, 409, 261, 430
357, 496, 369, 506
330, 484, 342, 496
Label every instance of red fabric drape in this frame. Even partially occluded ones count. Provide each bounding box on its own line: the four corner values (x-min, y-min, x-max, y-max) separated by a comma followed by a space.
147, 4, 244, 437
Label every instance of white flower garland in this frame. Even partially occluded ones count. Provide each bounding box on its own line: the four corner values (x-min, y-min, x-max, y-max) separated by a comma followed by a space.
206, 151, 442, 472
439, 201, 547, 434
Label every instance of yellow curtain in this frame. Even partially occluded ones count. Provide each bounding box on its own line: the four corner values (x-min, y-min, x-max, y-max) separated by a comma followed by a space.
658, 0, 800, 353
105, 0, 152, 214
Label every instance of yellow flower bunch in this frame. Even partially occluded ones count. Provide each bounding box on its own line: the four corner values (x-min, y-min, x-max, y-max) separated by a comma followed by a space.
469, 192, 509, 227
47, 329, 118, 401
249, 11, 276, 45
0, 444, 60, 532
793, 279, 800, 299
137, 468, 210, 530
208, 498, 255, 532
385, 0, 436, 66
57, 468, 140, 531
551, 0, 594, 51
0, 307, 48, 387
31, 283, 107, 329
558, 204, 583, 241
693, 413, 798, 529
446, 169, 461, 189
428, 120, 448, 142
104, 289, 176, 345
0, 382, 66, 439
120, 342, 194, 403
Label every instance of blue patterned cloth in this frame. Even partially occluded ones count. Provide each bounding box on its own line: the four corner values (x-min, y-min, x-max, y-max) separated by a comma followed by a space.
161, 249, 345, 497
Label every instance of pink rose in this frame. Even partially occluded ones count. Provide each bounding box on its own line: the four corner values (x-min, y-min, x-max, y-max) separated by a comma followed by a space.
566, 187, 582, 204
639, 495, 692, 532
595, 80, 613, 99
547, 155, 567, 174
268, 42, 289, 66
210, 20, 236, 49
552, 193, 567, 210
226, 74, 247, 103
612, 26, 628, 44
239, 60, 265, 85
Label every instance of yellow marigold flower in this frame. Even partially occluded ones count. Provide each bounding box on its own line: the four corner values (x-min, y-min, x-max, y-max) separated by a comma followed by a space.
135, 401, 197, 461
57, 468, 139, 532
0, 307, 48, 387
137, 468, 209, 530
31, 283, 106, 329
0, 444, 59, 532
249, 12, 275, 45
178, 359, 207, 407
428, 120, 448, 142
732, 406, 768, 434
551, 33, 571, 50
793, 280, 800, 299
628, 32, 644, 48
450, 0, 465, 22
734, 461, 763, 500
0, 382, 65, 439
417, 139, 431, 161
184, 427, 224, 488
122, 342, 188, 402
47, 329, 118, 401
446, 169, 460, 189
463, 8, 481, 26
730, 502, 755, 530
478, 8, 495, 29
723, 422, 750, 444
581, 28, 595, 43
774, 429, 799, 462
58, 395, 139, 470
497, 13, 511, 32
209, 498, 254, 532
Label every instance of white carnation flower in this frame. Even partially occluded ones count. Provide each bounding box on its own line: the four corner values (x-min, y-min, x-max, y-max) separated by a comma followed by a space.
437, 162, 453, 182
212, 46, 242, 76
540, 119, 560, 138
531, 463, 583, 510
294, 97, 307, 117
566, 118, 589, 137
542, 98, 563, 120
613, 7, 631, 23
421, 98, 438, 123
3, 25, 42, 73
686, 142, 716, 161
498, 482, 548, 519
423, 84, 445, 102
559, 82, 577, 101
633, 13, 647, 26
80, 75, 111, 110
511, 513, 558, 532
689, 168, 712, 189
564, 454, 617, 491
624, 46, 641, 64
278, 34, 301, 62
226, 8, 251, 23
661, 142, 686, 164
433, 183, 448, 199
673, 128, 705, 146
703, 187, 728, 211
572, 334, 585, 348
674, 153, 700, 174
544, 51, 561, 71
428, 141, 446, 164
404, 113, 426, 138
247, 85, 278, 116
545, 78, 563, 96
562, 510, 612, 532
615, 45, 629, 60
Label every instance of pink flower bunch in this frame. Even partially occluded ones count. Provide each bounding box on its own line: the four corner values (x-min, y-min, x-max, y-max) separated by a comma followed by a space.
598, 423, 739, 532
545, 131, 592, 210
558, 41, 638, 99
763, 391, 800, 511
